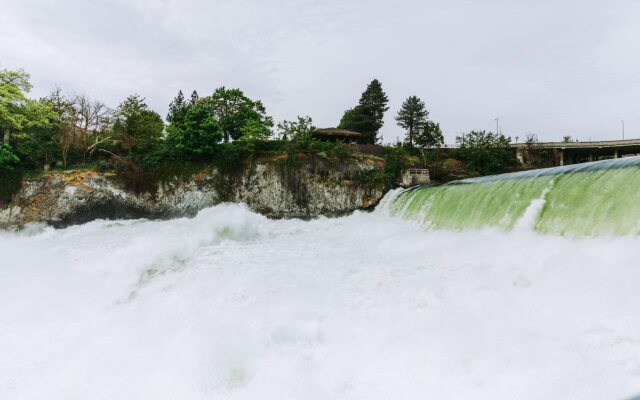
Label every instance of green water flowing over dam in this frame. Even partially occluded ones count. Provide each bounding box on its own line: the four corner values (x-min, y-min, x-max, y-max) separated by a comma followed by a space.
389, 157, 640, 236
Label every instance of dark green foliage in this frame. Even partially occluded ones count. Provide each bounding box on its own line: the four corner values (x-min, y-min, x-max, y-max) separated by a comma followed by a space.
164, 87, 272, 163
167, 90, 186, 124
211, 142, 251, 173
456, 130, 516, 175
338, 79, 389, 144
113, 95, 164, 158
396, 96, 428, 147
43, 89, 76, 167
414, 120, 444, 149
0, 168, 22, 204
0, 144, 20, 171
328, 141, 354, 159
277, 116, 315, 141
2, 68, 395, 201
165, 100, 224, 159
0, 69, 31, 140
1, 70, 60, 169
285, 134, 343, 157
202, 87, 272, 142
113, 158, 148, 192
383, 146, 408, 188
358, 79, 389, 126
189, 90, 199, 105
237, 119, 272, 153
12, 132, 56, 169
338, 108, 378, 143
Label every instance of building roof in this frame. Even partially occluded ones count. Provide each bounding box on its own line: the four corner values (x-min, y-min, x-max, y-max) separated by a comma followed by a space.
312, 128, 363, 138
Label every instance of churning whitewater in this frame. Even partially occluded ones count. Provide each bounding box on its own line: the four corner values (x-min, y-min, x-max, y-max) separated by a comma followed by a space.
2, 158, 640, 399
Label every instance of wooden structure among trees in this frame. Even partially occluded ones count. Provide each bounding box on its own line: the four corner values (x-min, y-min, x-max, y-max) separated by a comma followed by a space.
312, 128, 363, 143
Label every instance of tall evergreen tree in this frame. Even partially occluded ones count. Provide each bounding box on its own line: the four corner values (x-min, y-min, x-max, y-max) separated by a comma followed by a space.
189, 90, 199, 106
167, 90, 186, 124
338, 108, 378, 143
357, 79, 389, 132
395, 96, 428, 147
338, 79, 389, 144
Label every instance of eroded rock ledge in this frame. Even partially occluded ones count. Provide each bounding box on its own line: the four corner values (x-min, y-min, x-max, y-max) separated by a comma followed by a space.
0, 156, 387, 229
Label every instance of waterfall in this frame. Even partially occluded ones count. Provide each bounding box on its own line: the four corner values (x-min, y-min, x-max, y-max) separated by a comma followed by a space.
386, 157, 640, 236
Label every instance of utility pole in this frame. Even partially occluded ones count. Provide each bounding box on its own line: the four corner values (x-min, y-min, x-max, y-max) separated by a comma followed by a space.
495, 118, 499, 134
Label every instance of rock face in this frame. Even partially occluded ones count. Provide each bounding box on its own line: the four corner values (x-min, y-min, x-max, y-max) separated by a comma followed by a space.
0, 156, 387, 229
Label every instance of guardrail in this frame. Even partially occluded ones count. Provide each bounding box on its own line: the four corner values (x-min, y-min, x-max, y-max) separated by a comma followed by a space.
406, 168, 429, 175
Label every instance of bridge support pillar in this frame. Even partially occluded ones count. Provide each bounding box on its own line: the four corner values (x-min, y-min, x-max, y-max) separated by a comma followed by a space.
558, 150, 564, 166
614, 150, 619, 159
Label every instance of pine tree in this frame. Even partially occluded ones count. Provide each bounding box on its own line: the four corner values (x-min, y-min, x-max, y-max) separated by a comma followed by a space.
338, 79, 389, 144
189, 90, 199, 106
167, 90, 185, 123
338, 108, 378, 143
357, 79, 389, 134
395, 96, 428, 147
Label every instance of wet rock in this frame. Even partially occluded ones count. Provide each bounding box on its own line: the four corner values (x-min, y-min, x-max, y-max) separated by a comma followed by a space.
0, 157, 386, 229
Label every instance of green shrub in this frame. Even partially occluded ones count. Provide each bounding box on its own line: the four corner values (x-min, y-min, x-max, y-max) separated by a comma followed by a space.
383, 146, 408, 188
455, 130, 516, 175
213, 142, 251, 174
0, 145, 20, 172
329, 141, 354, 159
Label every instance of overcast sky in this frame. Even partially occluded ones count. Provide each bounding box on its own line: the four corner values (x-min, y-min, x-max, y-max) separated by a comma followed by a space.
1, 0, 638, 143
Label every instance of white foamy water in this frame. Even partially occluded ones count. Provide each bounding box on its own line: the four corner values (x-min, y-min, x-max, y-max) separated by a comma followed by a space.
1, 203, 640, 399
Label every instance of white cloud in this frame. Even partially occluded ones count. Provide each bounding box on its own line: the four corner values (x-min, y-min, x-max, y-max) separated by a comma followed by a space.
1, 0, 638, 143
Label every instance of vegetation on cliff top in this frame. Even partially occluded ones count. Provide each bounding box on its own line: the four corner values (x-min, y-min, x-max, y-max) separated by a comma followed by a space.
1, 68, 519, 203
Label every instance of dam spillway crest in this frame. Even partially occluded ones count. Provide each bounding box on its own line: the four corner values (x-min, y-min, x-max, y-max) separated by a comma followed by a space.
387, 157, 640, 236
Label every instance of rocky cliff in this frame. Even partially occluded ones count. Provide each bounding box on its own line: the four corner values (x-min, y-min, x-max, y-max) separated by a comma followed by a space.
0, 155, 387, 229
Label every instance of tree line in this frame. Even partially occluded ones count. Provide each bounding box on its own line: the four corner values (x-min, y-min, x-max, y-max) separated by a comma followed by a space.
0, 68, 516, 178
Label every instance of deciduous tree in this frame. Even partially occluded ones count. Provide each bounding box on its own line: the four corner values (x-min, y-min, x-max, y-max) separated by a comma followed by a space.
0, 69, 31, 145
277, 116, 315, 141
45, 89, 77, 167
455, 130, 515, 175
202, 87, 272, 142
72, 94, 111, 161
166, 100, 223, 158
414, 120, 444, 149
113, 94, 164, 156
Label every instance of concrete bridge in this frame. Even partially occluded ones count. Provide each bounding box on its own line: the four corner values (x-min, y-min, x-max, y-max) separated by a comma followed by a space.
513, 139, 640, 166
